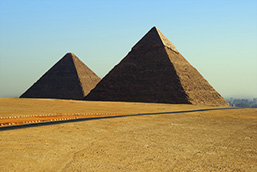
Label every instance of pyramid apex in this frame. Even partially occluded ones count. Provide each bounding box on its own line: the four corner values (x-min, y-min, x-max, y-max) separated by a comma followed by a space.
63, 53, 78, 60
150, 26, 159, 32
132, 27, 178, 52
65, 52, 76, 56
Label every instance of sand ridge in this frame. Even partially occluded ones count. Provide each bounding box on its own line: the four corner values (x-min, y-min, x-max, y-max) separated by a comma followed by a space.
0, 98, 213, 117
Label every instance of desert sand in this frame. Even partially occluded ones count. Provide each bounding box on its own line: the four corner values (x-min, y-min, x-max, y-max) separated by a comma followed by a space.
0, 98, 256, 171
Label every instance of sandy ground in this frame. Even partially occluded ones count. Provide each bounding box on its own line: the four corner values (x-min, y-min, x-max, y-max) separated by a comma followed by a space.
0, 98, 213, 116
0, 98, 257, 171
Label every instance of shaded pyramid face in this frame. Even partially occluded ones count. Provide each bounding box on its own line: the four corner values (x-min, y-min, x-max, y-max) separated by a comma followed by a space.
85, 27, 228, 106
20, 53, 100, 100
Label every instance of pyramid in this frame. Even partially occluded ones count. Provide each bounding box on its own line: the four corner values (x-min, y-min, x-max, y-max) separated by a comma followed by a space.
20, 53, 100, 100
85, 27, 228, 106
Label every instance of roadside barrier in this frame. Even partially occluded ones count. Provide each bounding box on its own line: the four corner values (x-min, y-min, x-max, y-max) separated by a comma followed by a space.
0, 112, 127, 127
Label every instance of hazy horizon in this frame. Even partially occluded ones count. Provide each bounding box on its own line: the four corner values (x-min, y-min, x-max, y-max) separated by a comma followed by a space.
1, 0, 257, 99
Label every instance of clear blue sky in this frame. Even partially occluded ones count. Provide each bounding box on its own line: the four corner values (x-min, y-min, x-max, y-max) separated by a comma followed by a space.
0, 0, 257, 98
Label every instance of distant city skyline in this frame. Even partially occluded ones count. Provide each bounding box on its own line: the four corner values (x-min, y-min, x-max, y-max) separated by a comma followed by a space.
0, 0, 257, 99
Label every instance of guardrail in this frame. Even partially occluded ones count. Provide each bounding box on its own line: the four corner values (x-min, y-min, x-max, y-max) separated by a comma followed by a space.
0, 113, 126, 127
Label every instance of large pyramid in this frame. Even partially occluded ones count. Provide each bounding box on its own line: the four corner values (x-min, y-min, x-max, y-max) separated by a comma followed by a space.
85, 27, 228, 106
20, 53, 100, 100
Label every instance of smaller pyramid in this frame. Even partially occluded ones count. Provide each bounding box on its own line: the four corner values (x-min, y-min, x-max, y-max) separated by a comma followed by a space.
20, 53, 100, 100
